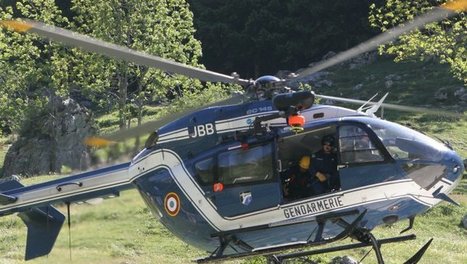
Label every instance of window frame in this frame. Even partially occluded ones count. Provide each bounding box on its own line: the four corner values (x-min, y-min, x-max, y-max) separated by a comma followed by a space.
217, 143, 276, 187
337, 123, 389, 165
192, 142, 277, 188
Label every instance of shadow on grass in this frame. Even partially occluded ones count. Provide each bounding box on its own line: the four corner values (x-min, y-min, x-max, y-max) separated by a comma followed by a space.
453, 178, 467, 195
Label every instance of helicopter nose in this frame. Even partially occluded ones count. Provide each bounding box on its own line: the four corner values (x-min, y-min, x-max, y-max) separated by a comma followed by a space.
442, 151, 464, 193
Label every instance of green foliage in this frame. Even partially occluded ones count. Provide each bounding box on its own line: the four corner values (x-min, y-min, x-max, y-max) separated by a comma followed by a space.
190, 0, 377, 78
0, 0, 71, 135
70, 0, 204, 129
0, 0, 205, 136
369, 0, 467, 84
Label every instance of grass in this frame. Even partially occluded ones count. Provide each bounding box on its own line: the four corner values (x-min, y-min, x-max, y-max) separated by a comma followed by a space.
0, 189, 206, 264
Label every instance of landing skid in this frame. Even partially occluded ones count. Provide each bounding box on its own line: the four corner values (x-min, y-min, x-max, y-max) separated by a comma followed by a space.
197, 210, 363, 263
267, 234, 416, 264
196, 210, 432, 264
268, 233, 433, 264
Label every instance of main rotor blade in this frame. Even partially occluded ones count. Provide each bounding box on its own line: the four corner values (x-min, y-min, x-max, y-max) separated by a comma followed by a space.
290, 0, 466, 81
85, 94, 244, 147
315, 94, 462, 117
0, 19, 250, 86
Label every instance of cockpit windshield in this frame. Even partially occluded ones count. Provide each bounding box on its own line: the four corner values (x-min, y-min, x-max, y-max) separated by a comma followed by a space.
364, 118, 449, 162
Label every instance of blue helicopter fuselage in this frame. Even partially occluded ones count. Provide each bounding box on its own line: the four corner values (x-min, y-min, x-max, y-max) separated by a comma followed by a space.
128, 100, 464, 255
0, 99, 463, 260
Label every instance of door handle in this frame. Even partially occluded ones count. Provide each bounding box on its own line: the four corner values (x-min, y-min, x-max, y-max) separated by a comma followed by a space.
337, 164, 348, 170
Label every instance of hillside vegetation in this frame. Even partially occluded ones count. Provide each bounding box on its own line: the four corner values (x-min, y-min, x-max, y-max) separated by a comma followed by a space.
0, 57, 466, 264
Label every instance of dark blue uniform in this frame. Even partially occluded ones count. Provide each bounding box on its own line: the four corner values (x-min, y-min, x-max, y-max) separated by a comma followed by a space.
283, 165, 311, 199
309, 149, 339, 194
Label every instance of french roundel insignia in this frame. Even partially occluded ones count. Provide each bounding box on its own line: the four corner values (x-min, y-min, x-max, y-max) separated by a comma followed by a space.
164, 192, 181, 217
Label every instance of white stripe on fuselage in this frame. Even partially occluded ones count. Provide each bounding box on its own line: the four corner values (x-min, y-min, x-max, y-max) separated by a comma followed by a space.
1, 148, 446, 232
130, 149, 442, 231
158, 128, 189, 141
157, 105, 362, 141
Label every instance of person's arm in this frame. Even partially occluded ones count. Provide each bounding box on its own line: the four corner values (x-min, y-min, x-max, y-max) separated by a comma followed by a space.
315, 171, 327, 182
309, 157, 327, 182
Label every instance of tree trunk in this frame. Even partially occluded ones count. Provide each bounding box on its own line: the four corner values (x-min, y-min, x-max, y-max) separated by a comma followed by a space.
118, 63, 129, 130
134, 66, 149, 151
48, 91, 58, 173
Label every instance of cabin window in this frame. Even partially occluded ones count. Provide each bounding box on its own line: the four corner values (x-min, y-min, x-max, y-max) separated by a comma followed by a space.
194, 157, 215, 185
369, 120, 447, 162
218, 144, 273, 185
339, 125, 384, 164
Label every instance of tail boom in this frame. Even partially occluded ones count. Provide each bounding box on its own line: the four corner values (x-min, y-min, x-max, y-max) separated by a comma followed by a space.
0, 162, 133, 260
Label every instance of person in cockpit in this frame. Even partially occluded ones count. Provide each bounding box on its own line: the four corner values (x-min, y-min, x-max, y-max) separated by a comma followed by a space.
309, 135, 340, 194
283, 156, 312, 199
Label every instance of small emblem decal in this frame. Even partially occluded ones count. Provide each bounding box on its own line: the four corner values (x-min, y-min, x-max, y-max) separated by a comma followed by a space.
240, 192, 252, 206
164, 192, 181, 217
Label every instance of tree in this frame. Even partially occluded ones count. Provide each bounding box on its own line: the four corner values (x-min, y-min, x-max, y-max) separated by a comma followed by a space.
369, 0, 466, 84
70, 0, 204, 130
0, 0, 70, 135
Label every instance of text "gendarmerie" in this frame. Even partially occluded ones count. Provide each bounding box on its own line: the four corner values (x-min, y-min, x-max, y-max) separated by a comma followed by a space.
283, 196, 344, 219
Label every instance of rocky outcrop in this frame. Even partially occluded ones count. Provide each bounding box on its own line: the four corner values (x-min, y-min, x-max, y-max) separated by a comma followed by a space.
434, 87, 449, 101
454, 87, 467, 103
330, 256, 359, 264
462, 214, 467, 229
347, 51, 377, 70
3, 97, 95, 177
284, 51, 378, 90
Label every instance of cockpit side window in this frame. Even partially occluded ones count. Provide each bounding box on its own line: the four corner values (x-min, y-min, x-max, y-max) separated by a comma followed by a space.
194, 157, 215, 185
339, 125, 384, 164
218, 144, 273, 185
370, 121, 447, 162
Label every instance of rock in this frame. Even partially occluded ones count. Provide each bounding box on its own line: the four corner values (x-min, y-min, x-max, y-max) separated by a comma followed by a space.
454, 87, 465, 97
275, 70, 294, 79
453, 87, 467, 102
3, 97, 95, 177
301, 71, 331, 83
349, 63, 358, 70
385, 80, 394, 89
384, 74, 402, 81
460, 94, 467, 102
347, 51, 378, 69
285, 69, 331, 89
322, 51, 337, 61
330, 256, 359, 264
353, 83, 363, 91
434, 88, 449, 101
317, 79, 333, 87
365, 74, 376, 81
462, 214, 467, 229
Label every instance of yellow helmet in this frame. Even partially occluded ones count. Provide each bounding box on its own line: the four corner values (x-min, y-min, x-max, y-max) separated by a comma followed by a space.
299, 156, 311, 170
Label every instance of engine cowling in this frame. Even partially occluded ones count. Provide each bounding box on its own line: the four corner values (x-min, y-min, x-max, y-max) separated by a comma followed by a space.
272, 91, 315, 113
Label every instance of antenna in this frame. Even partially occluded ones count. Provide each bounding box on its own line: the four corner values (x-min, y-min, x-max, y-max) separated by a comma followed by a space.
358, 93, 389, 118
66, 202, 72, 261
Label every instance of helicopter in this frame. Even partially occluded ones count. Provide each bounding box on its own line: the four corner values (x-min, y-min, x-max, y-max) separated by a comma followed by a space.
0, 1, 465, 263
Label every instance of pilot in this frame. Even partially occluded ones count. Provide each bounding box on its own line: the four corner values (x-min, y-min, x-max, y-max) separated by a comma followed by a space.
283, 156, 312, 199
309, 135, 340, 194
